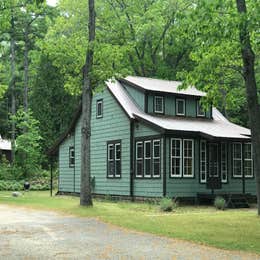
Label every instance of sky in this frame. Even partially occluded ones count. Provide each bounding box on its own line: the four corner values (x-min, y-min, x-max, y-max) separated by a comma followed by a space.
46, 0, 58, 7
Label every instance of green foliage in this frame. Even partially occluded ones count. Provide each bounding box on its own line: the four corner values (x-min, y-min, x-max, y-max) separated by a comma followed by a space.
11, 108, 42, 179
159, 197, 176, 212
214, 196, 226, 210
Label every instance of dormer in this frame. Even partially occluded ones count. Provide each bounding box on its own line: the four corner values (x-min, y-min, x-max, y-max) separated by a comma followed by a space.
119, 76, 212, 119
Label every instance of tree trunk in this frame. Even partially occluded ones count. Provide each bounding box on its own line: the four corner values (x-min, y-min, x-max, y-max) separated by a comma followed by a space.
236, 0, 260, 215
24, 28, 29, 112
10, 10, 16, 164
80, 0, 95, 206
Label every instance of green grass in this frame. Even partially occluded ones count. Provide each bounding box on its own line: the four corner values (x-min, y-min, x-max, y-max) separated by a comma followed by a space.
0, 191, 259, 254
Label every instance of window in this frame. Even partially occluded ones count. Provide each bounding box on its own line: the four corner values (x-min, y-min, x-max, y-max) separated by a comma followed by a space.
221, 143, 228, 183
197, 100, 205, 117
183, 139, 194, 177
200, 140, 207, 183
69, 147, 75, 168
107, 141, 121, 178
171, 138, 182, 177
144, 141, 152, 177
244, 143, 253, 177
135, 138, 161, 178
176, 98, 185, 116
136, 142, 143, 178
96, 99, 103, 118
153, 140, 161, 177
154, 96, 164, 113
233, 143, 242, 177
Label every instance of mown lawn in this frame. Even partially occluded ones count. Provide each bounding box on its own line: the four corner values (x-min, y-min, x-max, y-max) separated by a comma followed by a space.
0, 191, 259, 254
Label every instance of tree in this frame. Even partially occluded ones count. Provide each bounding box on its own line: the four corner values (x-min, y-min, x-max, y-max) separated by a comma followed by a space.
80, 0, 95, 206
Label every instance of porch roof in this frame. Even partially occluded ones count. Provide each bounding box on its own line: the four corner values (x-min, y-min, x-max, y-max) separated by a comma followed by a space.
106, 79, 251, 140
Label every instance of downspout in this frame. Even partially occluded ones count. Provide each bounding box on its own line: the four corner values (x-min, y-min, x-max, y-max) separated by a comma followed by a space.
130, 120, 134, 200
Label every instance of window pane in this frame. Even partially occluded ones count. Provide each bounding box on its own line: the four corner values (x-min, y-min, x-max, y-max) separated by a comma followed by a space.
153, 159, 160, 176
108, 145, 114, 160
145, 159, 151, 176
200, 140, 207, 182
108, 161, 114, 176
153, 140, 160, 158
136, 142, 143, 159
115, 161, 121, 177
177, 99, 185, 115
145, 141, 151, 158
115, 144, 121, 160
136, 161, 143, 177
155, 96, 163, 113
183, 140, 193, 177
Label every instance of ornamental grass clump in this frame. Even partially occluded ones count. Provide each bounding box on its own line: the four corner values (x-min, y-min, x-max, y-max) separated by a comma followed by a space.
159, 197, 176, 212
214, 196, 226, 210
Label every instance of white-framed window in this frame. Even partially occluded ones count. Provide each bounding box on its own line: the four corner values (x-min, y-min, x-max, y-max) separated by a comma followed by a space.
221, 143, 228, 183
197, 100, 205, 117
69, 146, 75, 168
176, 98, 185, 116
153, 140, 161, 177
244, 142, 253, 177
96, 99, 103, 118
154, 96, 164, 113
200, 140, 207, 183
233, 142, 242, 177
144, 141, 152, 177
183, 139, 194, 177
107, 141, 121, 178
136, 141, 143, 178
171, 138, 182, 177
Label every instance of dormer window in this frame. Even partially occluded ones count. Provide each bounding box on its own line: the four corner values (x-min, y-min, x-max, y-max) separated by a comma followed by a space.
154, 96, 164, 114
176, 98, 185, 116
197, 100, 205, 117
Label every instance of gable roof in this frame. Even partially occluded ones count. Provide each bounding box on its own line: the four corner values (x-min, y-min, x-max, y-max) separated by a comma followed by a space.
121, 76, 206, 97
107, 79, 250, 140
0, 135, 11, 151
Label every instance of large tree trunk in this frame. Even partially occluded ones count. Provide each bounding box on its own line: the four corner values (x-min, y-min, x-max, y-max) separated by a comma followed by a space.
80, 0, 95, 206
10, 10, 16, 164
24, 28, 29, 112
236, 0, 260, 215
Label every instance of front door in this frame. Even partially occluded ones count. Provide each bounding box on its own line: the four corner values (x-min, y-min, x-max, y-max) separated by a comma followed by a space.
207, 143, 221, 190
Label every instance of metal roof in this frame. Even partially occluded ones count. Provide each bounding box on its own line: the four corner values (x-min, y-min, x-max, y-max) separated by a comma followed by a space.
123, 76, 206, 97
107, 79, 250, 140
0, 135, 11, 150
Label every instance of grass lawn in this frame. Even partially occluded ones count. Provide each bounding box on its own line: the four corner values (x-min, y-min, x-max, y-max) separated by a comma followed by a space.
0, 191, 259, 254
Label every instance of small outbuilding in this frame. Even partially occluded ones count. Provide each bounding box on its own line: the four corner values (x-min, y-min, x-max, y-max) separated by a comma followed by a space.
0, 135, 12, 162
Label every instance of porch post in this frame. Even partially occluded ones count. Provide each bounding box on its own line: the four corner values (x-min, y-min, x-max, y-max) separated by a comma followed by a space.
242, 142, 245, 194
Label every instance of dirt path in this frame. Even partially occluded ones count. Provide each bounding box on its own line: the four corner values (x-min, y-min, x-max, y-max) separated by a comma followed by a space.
0, 205, 258, 260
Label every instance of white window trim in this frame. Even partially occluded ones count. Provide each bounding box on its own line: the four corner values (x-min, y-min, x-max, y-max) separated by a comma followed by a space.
144, 140, 152, 178
200, 140, 207, 183
197, 100, 206, 117
233, 142, 242, 177
136, 141, 143, 178
69, 147, 75, 167
108, 144, 115, 177
170, 138, 182, 178
176, 98, 186, 116
244, 142, 253, 178
96, 100, 103, 118
152, 139, 161, 177
114, 143, 121, 177
183, 139, 194, 177
221, 142, 228, 183
154, 96, 164, 114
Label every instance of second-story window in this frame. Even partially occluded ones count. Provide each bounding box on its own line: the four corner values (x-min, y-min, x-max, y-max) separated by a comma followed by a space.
154, 96, 164, 114
96, 99, 103, 118
197, 100, 205, 117
176, 98, 185, 116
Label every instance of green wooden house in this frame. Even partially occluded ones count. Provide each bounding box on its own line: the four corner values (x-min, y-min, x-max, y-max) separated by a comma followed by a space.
50, 76, 256, 200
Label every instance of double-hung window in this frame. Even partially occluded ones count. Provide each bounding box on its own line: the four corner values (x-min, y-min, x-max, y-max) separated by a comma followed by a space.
153, 140, 161, 177
96, 99, 103, 118
200, 140, 207, 183
136, 142, 143, 178
144, 141, 152, 177
197, 100, 205, 117
183, 139, 194, 177
107, 141, 121, 178
244, 143, 253, 177
221, 143, 228, 183
154, 96, 164, 114
176, 98, 185, 116
171, 138, 182, 177
233, 143, 242, 177
69, 147, 75, 168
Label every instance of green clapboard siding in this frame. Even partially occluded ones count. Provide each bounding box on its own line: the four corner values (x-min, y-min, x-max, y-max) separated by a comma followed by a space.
59, 134, 75, 193
90, 89, 131, 196
123, 84, 145, 110
74, 116, 82, 193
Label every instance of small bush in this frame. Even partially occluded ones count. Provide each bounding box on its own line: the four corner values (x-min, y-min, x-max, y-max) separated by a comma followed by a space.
214, 196, 226, 210
159, 197, 175, 212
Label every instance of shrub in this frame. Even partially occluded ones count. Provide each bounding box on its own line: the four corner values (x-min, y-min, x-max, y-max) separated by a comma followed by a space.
159, 197, 175, 212
214, 196, 226, 210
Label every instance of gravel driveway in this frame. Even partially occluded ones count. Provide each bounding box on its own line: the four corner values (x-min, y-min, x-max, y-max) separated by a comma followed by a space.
0, 205, 259, 260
